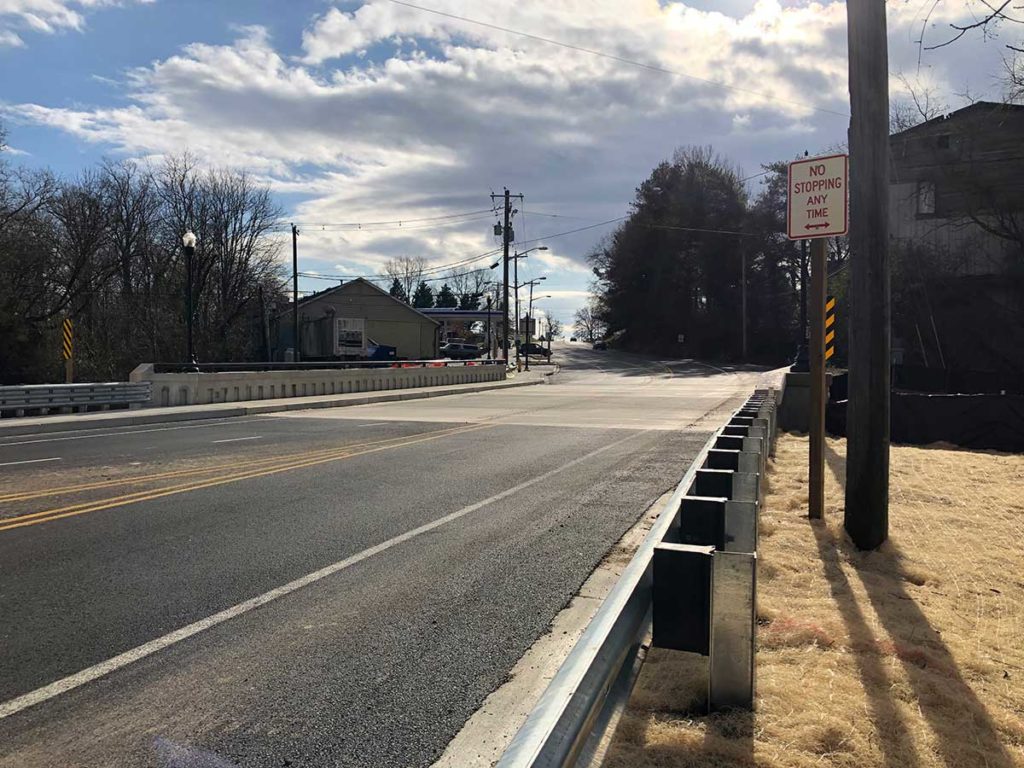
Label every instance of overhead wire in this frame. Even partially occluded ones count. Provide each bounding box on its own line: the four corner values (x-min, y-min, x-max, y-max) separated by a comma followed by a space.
385, 0, 850, 119
271, 208, 494, 231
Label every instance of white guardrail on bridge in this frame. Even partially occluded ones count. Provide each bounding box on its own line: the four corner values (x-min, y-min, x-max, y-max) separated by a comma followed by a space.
0, 382, 152, 416
495, 388, 778, 768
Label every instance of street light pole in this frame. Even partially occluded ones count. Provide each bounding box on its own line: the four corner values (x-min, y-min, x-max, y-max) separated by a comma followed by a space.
510, 245, 548, 372
514, 249, 521, 371
519, 280, 548, 371
182, 230, 197, 368
485, 295, 492, 359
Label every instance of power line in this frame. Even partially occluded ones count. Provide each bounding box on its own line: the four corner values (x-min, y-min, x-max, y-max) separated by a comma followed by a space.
637, 221, 757, 237
514, 216, 629, 246
299, 265, 492, 284
273, 214, 497, 234
386, 0, 850, 119
271, 208, 494, 230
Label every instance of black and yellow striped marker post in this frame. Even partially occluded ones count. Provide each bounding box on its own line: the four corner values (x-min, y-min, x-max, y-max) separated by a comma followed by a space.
62, 317, 74, 383
825, 295, 836, 362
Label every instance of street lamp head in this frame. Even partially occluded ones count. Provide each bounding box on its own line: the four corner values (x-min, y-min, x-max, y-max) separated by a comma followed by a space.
538, 246, 549, 251
539, 276, 547, 281
182, 230, 197, 250
490, 261, 499, 270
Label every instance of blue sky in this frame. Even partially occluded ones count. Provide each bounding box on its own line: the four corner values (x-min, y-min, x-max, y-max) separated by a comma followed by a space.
1, 0, 1015, 331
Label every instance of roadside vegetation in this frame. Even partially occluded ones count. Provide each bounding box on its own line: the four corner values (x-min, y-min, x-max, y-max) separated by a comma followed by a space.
0, 123, 285, 385
605, 434, 1024, 767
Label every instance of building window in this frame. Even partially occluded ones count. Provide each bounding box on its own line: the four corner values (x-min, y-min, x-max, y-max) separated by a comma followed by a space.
917, 181, 936, 216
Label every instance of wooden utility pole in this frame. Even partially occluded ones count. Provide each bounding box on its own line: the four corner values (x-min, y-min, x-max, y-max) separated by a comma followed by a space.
491, 189, 523, 366
501, 190, 511, 364
292, 223, 301, 363
741, 250, 748, 360
845, 0, 891, 549
799, 238, 809, 340
808, 238, 827, 519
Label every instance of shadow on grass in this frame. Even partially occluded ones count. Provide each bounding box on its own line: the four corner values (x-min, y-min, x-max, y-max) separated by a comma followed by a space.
818, 442, 1015, 768
810, 519, 922, 768
699, 708, 754, 765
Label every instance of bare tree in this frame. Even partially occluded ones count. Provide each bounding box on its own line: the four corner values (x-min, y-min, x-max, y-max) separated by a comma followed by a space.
915, 2, 1023, 99
890, 74, 947, 133
445, 267, 491, 309
0, 138, 288, 381
545, 315, 563, 340
573, 304, 605, 342
384, 255, 427, 302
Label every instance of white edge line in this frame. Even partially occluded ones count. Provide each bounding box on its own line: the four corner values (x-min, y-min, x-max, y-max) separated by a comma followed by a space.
211, 436, 264, 444
0, 429, 648, 721
0, 419, 276, 447
0, 457, 62, 467
356, 422, 391, 427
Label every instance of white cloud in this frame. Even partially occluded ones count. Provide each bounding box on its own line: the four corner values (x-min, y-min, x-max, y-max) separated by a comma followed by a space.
6, 0, 1011, 284
0, 0, 151, 46
0, 28, 25, 46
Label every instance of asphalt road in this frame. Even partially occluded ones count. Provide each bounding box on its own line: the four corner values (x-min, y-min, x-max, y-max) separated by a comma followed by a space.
0, 345, 762, 767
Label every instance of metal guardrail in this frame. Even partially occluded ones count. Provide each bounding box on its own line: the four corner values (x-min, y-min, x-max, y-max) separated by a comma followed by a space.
152, 359, 505, 374
0, 382, 151, 414
497, 390, 777, 768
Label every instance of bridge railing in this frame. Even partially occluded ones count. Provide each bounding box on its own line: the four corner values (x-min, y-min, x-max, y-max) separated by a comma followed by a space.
152, 359, 505, 374
0, 382, 151, 416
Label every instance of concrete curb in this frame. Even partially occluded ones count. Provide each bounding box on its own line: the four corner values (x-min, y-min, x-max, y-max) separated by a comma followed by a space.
0, 376, 544, 437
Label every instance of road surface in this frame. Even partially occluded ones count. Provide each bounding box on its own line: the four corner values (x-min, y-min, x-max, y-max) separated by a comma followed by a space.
0, 346, 761, 767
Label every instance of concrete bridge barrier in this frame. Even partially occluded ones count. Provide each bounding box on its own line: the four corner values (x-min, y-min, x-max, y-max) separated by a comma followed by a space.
130, 361, 506, 407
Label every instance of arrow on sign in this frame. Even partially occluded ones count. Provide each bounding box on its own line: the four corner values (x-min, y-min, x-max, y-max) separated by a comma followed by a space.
805, 222, 830, 231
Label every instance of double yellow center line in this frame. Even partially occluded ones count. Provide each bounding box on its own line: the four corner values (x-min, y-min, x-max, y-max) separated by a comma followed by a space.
0, 423, 491, 534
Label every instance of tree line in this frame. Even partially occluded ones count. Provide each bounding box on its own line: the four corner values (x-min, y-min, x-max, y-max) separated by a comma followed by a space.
586, 145, 842, 362
0, 128, 285, 384
588, 131, 1021, 374
383, 255, 494, 309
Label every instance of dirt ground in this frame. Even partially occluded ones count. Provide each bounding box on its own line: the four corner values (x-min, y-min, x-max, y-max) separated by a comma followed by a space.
604, 434, 1024, 768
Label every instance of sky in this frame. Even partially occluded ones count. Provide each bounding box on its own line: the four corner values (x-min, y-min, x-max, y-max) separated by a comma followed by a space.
0, 0, 1016, 333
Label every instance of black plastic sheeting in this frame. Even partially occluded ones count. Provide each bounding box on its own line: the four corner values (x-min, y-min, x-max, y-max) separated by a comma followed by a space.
826, 393, 1024, 452
829, 368, 1023, 399
892, 365, 1023, 395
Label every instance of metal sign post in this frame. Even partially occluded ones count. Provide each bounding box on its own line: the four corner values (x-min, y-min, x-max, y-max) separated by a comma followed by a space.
788, 154, 848, 520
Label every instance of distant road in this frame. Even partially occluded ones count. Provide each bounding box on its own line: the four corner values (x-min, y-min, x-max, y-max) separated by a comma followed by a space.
0, 344, 762, 767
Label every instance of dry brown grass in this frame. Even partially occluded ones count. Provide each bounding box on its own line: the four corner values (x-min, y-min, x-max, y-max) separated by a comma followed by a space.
604, 434, 1024, 768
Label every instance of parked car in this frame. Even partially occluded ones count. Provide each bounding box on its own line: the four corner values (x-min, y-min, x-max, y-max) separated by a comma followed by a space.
569, 336, 577, 342
439, 341, 481, 360
517, 342, 551, 358
592, 340, 607, 350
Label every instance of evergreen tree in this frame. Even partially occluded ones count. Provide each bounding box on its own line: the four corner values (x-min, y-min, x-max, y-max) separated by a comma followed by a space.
458, 292, 480, 310
412, 281, 434, 308
435, 283, 458, 308
388, 277, 409, 303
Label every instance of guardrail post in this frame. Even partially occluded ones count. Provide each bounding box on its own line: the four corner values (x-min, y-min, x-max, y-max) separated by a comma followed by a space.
653, 543, 714, 654
710, 551, 757, 710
